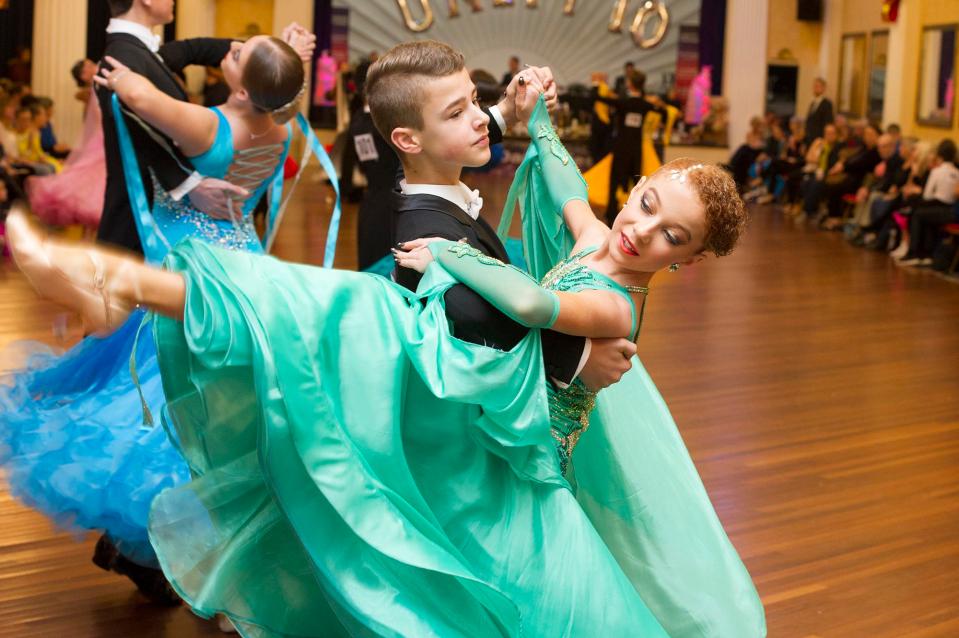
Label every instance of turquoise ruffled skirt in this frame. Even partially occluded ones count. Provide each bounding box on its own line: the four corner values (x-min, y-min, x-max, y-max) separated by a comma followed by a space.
149, 238, 669, 636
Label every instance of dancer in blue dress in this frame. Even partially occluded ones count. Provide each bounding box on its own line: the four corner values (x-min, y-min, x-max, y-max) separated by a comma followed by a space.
0, 34, 326, 603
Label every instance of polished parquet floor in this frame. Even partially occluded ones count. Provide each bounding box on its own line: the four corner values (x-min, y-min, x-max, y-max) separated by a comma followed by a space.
0, 166, 957, 637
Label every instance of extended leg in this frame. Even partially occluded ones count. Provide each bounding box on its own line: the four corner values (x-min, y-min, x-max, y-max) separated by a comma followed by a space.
6, 205, 185, 331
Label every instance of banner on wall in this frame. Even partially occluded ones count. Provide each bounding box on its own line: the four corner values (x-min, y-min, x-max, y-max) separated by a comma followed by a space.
674, 25, 699, 104
331, 7, 349, 65
313, 6, 348, 116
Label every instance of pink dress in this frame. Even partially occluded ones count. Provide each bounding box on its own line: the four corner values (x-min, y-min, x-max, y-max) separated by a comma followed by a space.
26, 95, 105, 229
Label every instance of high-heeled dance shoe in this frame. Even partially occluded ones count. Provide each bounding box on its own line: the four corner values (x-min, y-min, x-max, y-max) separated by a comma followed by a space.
91, 535, 182, 607
6, 204, 134, 334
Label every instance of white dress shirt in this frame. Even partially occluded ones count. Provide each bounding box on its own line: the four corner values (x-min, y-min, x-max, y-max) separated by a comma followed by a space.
400, 179, 484, 219
399, 179, 589, 386
106, 19, 162, 53
488, 105, 507, 136
923, 161, 959, 203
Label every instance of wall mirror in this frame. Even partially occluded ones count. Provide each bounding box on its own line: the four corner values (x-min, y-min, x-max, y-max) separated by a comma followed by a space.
838, 33, 867, 117
867, 31, 889, 123
917, 24, 957, 127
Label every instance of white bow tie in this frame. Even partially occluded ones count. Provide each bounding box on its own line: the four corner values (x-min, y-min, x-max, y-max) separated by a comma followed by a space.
466, 188, 483, 217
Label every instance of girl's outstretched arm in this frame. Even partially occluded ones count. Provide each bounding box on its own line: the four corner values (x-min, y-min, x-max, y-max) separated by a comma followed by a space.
395, 239, 632, 339
94, 56, 219, 158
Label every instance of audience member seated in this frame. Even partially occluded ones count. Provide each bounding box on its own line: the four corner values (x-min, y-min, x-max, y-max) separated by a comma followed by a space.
799, 123, 840, 218
29, 96, 70, 159
895, 139, 959, 266
12, 104, 60, 176
852, 136, 915, 246
847, 133, 900, 232
873, 141, 933, 252
833, 114, 852, 148
774, 116, 807, 209
886, 123, 902, 149
727, 116, 767, 191
752, 117, 802, 205
0, 94, 17, 161
820, 124, 881, 230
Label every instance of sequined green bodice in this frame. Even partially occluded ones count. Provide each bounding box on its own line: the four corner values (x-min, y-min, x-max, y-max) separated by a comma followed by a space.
540, 247, 647, 474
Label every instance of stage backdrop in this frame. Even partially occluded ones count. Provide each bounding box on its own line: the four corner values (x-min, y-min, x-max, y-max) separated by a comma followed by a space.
333, 0, 700, 93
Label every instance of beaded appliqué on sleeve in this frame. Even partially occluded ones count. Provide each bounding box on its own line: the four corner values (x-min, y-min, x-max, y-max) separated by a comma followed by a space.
536, 122, 571, 166
445, 242, 537, 280
446, 242, 505, 267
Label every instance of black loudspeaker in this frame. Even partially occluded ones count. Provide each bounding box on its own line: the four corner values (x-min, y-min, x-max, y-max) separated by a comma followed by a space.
797, 0, 822, 22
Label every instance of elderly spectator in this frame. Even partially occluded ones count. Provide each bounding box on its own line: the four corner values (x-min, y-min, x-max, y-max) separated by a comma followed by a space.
848, 133, 900, 230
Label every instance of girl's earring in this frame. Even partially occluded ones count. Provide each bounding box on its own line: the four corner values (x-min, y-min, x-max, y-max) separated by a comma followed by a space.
669, 263, 679, 272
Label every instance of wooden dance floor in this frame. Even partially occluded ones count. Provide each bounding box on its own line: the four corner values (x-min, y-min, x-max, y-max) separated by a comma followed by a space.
1, 166, 957, 637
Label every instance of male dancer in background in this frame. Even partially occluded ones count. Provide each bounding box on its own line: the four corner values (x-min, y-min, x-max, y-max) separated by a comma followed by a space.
93, 0, 314, 603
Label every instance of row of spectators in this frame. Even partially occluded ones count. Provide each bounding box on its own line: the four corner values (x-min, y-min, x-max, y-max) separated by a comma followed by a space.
0, 58, 99, 226
729, 111, 959, 274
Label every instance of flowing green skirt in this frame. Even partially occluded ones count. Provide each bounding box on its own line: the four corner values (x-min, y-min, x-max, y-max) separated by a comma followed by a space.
149, 238, 669, 637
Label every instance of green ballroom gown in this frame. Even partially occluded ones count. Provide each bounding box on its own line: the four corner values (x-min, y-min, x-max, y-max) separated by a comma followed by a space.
146, 99, 765, 637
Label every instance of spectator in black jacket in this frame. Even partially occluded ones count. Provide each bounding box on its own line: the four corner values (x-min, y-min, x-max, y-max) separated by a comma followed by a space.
804, 77, 834, 144
821, 124, 881, 229
848, 133, 900, 232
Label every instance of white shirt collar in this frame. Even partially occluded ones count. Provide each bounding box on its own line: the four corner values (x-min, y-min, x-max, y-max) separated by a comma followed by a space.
400, 179, 483, 219
107, 19, 162, 53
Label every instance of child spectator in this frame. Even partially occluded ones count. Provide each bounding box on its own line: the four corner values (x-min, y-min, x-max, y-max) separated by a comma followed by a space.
13, 104, 60, 175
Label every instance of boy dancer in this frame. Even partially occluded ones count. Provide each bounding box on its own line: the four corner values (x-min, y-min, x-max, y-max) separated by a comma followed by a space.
368, 41, 635, 389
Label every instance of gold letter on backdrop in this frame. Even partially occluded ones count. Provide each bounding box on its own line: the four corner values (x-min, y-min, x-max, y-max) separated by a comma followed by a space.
396, 0, 434, 32
631, 1, 669, 48
609, 0, 669, 46
447, 0, 483, 18
493, 0, 514, 6
608, 0, 628, 31
563, 0, 576, 15
526, 0, 538, 7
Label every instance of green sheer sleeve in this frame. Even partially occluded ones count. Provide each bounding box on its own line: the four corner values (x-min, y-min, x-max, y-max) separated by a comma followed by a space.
497, 97, 580, 281
527, 101, 588, 216
429, 240, 560, 329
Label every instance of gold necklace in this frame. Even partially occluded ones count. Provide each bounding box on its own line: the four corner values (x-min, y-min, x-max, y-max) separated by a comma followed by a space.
249, 122, 273, 140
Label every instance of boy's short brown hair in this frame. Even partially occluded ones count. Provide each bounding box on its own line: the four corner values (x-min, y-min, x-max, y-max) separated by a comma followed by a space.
364, 40, 465, 148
